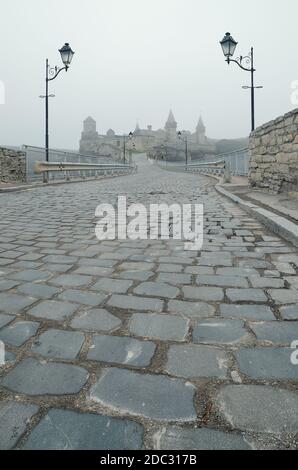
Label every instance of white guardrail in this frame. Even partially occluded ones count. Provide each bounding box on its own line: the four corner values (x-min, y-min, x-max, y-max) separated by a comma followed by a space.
23, 145, 136, 183
155, 160, 226, 176
153, 147, 249, 177
34, 161, 137, 181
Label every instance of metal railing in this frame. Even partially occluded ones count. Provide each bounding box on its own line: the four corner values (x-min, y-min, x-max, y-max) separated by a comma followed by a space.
154, 147, 249, 177
34, 160, 136, 181
23, 145, 134, 182
156, 159, 226, 175
217, 147, 249, 176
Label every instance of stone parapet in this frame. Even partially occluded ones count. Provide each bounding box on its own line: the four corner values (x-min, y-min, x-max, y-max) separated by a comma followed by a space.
249, 109, 298, 193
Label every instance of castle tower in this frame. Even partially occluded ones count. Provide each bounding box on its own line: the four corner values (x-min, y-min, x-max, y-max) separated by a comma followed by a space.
80, 116, 98, 154
195, 116, 206, 145
134, 122, 141, 136
165, 110, 177, 141
83, 116, 97, 135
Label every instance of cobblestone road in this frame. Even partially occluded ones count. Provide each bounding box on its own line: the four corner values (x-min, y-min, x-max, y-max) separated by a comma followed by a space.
0, 156, 297, 450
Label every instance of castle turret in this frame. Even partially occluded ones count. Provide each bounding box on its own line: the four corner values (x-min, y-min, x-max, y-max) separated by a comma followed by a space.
83, 116, 97, 135
165, 110, 177, 141
80, 116, 98, 154
195, 116, 206, 145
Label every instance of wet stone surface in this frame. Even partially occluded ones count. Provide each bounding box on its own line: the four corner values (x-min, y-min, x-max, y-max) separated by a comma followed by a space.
0, 156, 297, 449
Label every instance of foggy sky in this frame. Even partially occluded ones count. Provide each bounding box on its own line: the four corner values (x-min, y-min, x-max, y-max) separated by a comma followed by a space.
1, 0, 298, 149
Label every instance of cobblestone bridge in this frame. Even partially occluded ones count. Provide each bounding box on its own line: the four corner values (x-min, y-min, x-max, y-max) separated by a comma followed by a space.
0, 156, 297, 450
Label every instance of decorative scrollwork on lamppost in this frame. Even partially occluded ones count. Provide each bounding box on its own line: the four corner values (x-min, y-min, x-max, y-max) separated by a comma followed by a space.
178, 131, 189, 168
220, 33, 263, 132
39, 43, 75, 182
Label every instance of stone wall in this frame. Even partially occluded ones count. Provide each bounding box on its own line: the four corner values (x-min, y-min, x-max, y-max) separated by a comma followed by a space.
0, 147, 26, 183
249, 108, 298, 193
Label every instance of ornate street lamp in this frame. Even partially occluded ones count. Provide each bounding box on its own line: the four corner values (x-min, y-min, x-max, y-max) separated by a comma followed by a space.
40, 43, 75, 182
220, 33, 263, 131
178, 131, 188, 167
123, 132, 134, 164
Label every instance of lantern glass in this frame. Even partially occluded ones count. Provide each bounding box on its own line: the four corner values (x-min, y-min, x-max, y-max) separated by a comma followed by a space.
59, 43, 75, 68
220, 33, 238, 58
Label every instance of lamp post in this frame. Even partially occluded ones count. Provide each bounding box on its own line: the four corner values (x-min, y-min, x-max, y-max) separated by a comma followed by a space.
123, 132, 134, 164
161, 144, 168, 164
220, 33, 263, 132
178, 131, 188, 167
40, 43, 74, 182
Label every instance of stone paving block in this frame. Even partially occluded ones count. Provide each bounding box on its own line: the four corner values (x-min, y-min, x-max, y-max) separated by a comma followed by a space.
155, 426, 251, 450
0, 293, 36, 313
157, 264, 184, 273
0, 313, 16, 329
58, 289, 106, 306
18, 253, 44, 261
12, 261, 43, 269
90, 368, 196, 422
226, 289, 267, 303
91, 278, 133, 294
193, 319, 248, 344
279, 305, 298, 320
198, 258, 233, 267
42, 255, 78, 264
0, 267, 16, 277
22, 408, 144, 450
273, 262, 296, 275
73, 266, 114, 277
185, 266, 214, 275
0, 279, 20, 291
0, 250, 24, 259
285, 276, 298, 290
167, 300, 216, 319
134, 282, 179, 299
129, 313, 189, 341
156, 272, 192, 285
250, 277, 285, 289
238, 259, 273, 269
0, 401, 39, 450
8, 270, 51, 282
196, 275, 248, 288
264, 270, 281, 278
0, 258, 15, 266
42, 264, 72, 273
158, 257, 193, 265
28, 300, 79, 321
268, 289, 298, 305
183, 286, 224, 302
220, 304, 275, 321
215, 385, 298, 433
108, 294, 164, 312
165, 344, 228, 379
2, 358, 89, 395
88, 334, 156, 367
71, 309, 121, 332
277, 255, 298, 266
119, 262, 155, 271
51, 274, 93, 288
78, 258, 117, 268
0, 321, 39, 347
117, 270, 154, 281
233, 252, 265, 259
250, 321, 298, 345
32, 329, 85, 360
236, 348, 298, 380
216, 268, 258, 277
17, 283, 60, 299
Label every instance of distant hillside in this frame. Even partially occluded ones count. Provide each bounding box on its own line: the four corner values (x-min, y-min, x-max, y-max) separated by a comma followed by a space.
215, 138, 249, 155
